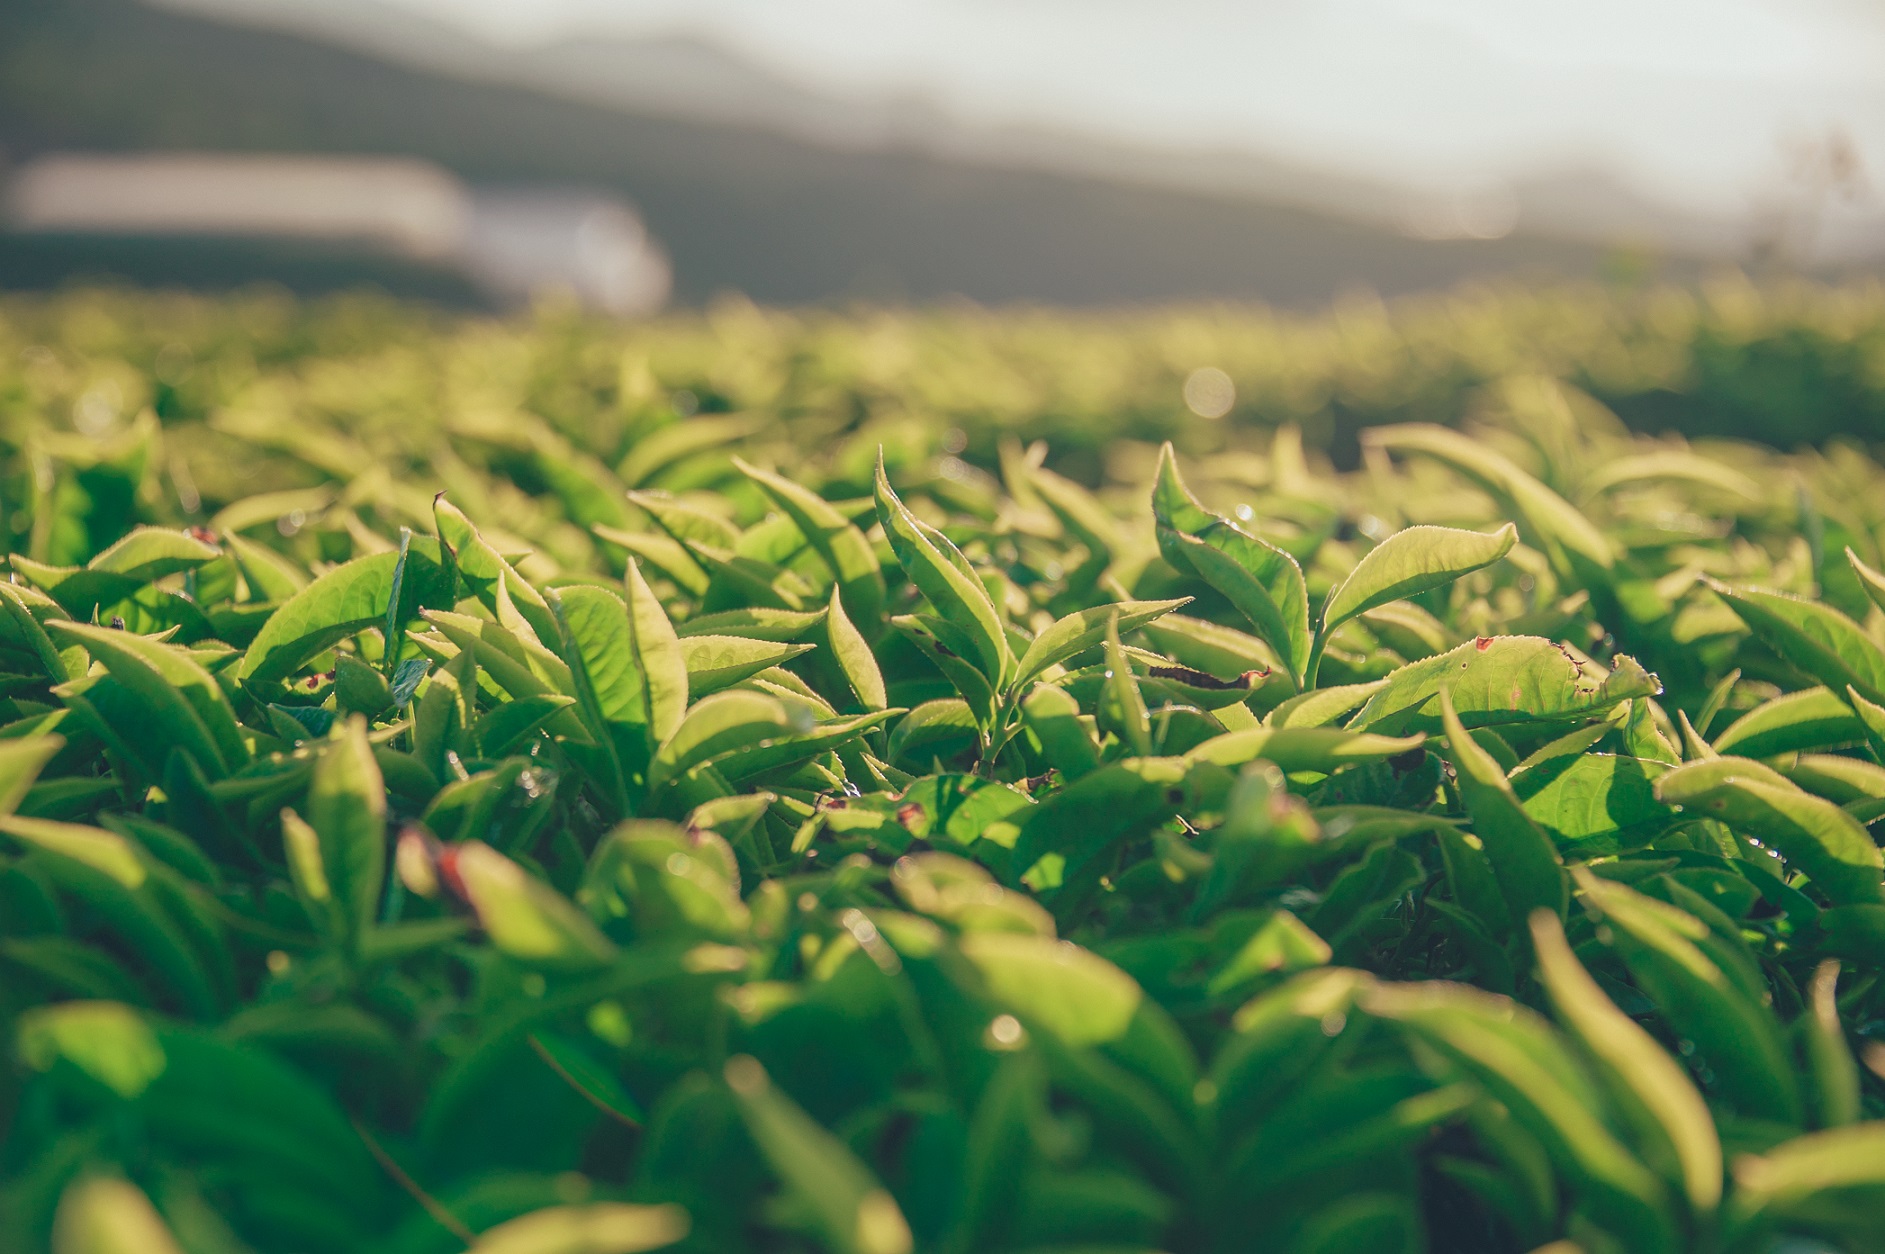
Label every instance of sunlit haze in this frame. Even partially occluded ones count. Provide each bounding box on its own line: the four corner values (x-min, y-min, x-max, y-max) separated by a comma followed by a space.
167, 0, 1885, 254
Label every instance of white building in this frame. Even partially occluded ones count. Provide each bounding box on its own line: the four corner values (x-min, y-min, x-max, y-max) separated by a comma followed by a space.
4, 152, 672, 314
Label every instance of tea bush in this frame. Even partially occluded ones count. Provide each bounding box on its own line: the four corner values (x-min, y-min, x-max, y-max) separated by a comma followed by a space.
3, 284, 1885, 1254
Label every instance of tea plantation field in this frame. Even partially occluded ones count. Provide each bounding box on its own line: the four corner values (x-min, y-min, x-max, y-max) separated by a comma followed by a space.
4, 281, 1885, 1254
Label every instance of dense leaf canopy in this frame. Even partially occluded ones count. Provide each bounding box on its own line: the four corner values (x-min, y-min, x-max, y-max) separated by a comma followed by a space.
3, 287, 1885, 1254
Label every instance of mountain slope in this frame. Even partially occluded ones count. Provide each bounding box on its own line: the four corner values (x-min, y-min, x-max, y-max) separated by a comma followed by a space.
0, 0, 1616, 306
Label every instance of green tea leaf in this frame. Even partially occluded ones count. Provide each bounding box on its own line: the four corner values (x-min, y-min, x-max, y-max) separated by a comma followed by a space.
436, 495, 558, 643
1576, 869, 1803, 1125
1773, 751, 1885, 812
411, 645, 473, 778
308, 715, 387, 943
1656, 757, 1883, 905
677, 607, 826, 641
1210, 967, 1371, 1132
0, 816, 221, 1018
679, 635, 813, 698
1011, 757, 1188, 887
726, 1054, 914, 1254
448, 841, 619, 970
1711, 687, 1864, 757
1287, 1194, 1423, 1254
618, 414, 766, 487
551, 584, 650, 802
51, 621, 246, 777
279, 807, 343, 941
424, 610, 576, 714
1029, 459, 1120, 559
1798, 960, 1860, 1129
1441, 688, 1567, 925
1693, 668, 1741, 739
626, 559, 689, 744
334, 652, 393, 716
1162, 524, 1309, 685
649, 690, 799, 793
1320, 523, 1517, 639
0, 580, 75, 681
737, 457, 886, 628
888, 698, 979, 767
1366, 424, 1614, 578
1580, 450, 1762, 502
1013, 683, 1095, 779
1137, 613, 1281, 687
597, 523, 711, 597
472, 693, 577, 758
826, 588, 887, 711
51, 1173, 186, 1254
874, 455, 1011, 688
1146, 445, 1311, 678
1266, 681, 1382, 729
1706, 579, 1885, 705
1351, 637, 1658, 736
1513, 753, 1671, 842
1844, 545, 1885, 618
18, 1001, 166, 1098
1150, 440, 1218, 537
240, 544, 451, 685
223, 532, 309, 599
1732, 1123, 1885, 1237
18, 528, 221, 620
1185, 727, 1424, 774
1363, 980, 1675, 1252
1015, 597, 1189, 690
470, 1203, 690, 1254
1101, 613, 1151, 758
0, 734, 64, 816
1530, 910, 1720, 1213
958, 930, 1141, 1046
1206, 909, 1331, 995
713, 709, 900, 785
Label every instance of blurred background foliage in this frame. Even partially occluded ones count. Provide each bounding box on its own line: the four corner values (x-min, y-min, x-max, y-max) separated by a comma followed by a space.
4, 277, 1884, 506
9, 277, 1885, 1254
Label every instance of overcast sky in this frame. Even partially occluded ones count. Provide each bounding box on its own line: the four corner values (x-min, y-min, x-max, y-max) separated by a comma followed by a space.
170, 0, 1885, 233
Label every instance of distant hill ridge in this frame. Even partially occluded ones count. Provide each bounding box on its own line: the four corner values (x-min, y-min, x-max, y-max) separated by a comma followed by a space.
0, 0, 1616, 305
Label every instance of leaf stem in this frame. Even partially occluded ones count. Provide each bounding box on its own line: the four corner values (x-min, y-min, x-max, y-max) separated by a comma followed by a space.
1302, 633, 1326, 692
352, 1115, 477, 1248
527, 1033, 642, 1129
